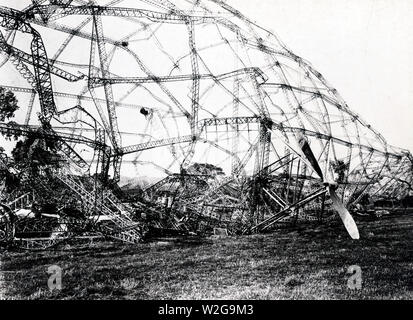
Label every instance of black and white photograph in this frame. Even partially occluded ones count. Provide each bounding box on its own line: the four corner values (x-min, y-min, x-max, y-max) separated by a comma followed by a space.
0, 0, 412, 306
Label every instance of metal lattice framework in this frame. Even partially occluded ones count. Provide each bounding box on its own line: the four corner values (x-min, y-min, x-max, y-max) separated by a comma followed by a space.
0, 0, 412, 248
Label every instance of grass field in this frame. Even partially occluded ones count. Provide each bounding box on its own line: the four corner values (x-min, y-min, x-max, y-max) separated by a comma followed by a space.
0, 213, 412, 300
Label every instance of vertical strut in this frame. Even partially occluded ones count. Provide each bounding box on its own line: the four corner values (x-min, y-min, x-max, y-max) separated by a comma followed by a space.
186, 20, 199, 136
231, 78, 240, 176
24, 91, 36, 125
93, 12, 122, 181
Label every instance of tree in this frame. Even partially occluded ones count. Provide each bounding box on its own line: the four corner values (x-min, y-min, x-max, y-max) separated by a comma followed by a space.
11, 133, 62, 170
187, 163, 225, 177
0, 87, 20, 191
0, 87, 60, 192
0, 87, 19, 122
0, 87, 20, 141
332, 159, 349, 184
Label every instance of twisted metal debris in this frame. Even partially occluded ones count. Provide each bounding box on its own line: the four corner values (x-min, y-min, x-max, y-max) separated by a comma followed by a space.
0, 0, 412, 249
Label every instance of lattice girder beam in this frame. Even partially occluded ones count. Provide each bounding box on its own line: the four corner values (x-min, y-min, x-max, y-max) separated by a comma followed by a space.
26, 5, 220, 24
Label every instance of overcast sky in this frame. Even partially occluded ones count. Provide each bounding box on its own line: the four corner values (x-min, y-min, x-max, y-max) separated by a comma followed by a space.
227, 0, 413, 152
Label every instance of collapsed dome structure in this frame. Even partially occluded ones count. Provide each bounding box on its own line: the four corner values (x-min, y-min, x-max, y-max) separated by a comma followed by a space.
0, 0, 412, 249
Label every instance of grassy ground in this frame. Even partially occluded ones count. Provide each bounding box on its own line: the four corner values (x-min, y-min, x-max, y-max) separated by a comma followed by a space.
0, 213, 412, 300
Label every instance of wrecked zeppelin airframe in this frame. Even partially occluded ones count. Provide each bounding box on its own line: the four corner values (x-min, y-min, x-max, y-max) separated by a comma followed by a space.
0, 0, 412, 249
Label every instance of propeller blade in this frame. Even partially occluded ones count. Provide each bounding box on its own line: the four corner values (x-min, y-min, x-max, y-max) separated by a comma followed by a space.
295, 133, 360, 239
297, 132, 323, 179
329, 186, 360, 240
